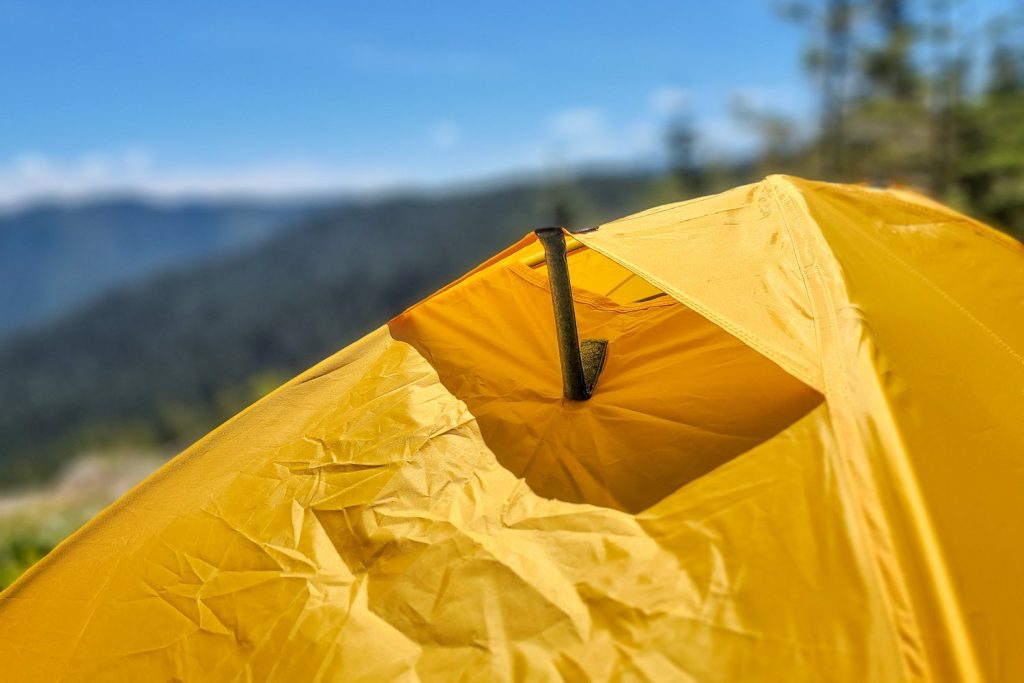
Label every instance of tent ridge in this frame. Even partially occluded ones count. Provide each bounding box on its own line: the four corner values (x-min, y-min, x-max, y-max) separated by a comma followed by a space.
768, 175, 985, 683
572, 230, 822, 391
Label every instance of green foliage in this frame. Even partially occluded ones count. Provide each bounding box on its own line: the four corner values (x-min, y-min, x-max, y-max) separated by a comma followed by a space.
0, 501, 99, 589
770, 0, 1024, 239
0, 451, 166, 587
0, 528, 60, 589
956, 91, 1024, 230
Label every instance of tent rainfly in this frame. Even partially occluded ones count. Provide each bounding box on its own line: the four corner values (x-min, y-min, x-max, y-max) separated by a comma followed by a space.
1, 176, 1022, 682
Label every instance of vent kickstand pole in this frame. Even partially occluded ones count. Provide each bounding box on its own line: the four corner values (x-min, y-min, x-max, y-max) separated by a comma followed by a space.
534, 227, 607, 400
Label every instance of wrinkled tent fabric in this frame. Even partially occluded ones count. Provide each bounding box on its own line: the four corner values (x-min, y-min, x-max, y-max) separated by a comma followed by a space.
1, 175, 1022, 682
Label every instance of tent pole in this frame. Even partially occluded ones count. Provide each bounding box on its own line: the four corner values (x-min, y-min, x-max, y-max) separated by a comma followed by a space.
521, 236, 585, 267
534, 227, 607, 400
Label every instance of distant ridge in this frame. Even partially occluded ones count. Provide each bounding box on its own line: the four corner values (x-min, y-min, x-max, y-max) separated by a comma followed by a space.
0, 197, 322, 335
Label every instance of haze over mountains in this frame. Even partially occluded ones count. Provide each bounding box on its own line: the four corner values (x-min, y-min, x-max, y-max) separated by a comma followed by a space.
0, 171, 662, 486
0, 198, 319, 334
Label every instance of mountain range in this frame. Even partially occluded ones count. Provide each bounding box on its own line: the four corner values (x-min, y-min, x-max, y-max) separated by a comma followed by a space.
0, 198, 320, 334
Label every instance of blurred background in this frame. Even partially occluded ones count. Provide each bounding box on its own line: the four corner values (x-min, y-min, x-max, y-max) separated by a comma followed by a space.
2, 0, 1023, 586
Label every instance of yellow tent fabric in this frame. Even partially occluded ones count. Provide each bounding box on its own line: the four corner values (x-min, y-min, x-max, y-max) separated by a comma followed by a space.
1, 175, 1022, 681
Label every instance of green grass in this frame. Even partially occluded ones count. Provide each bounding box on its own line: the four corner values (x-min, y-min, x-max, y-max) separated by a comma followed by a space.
0, 526, 69, 589
0, 451, 165, 590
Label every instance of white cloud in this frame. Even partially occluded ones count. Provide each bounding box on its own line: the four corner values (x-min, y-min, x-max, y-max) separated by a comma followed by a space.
0, 150, 406, 208
546, 107, 608, 140
0, 83, 799, 208
542, 107, 614, 162
541, 106, 664, 164
727, 84, 808, 112
624, 120, 660, 151
428, 120, 461, 150
540, 100, 671, 166
699, 117, 761, 157
651, 86, 690, 116
535, 87, 782, 168
729, 86, 774, 111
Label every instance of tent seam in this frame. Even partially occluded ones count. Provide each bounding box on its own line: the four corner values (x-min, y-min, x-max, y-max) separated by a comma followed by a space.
768, 176, 934, 683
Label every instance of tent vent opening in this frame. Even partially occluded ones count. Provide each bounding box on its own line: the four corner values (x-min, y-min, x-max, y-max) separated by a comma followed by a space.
390, 235, 823, 513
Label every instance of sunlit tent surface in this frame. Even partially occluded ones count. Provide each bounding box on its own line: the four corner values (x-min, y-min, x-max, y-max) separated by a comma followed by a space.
2, 176, 1022, 682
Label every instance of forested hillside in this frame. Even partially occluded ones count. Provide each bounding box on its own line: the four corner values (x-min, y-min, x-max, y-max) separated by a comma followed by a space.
0, 172, 660, 485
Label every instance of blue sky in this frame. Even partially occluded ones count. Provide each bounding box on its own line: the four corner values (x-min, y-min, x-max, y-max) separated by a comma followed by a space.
0, 0, 1012, 205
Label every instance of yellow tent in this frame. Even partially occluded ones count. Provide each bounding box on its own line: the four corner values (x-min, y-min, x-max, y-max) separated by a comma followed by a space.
1, 176, 1022, 682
